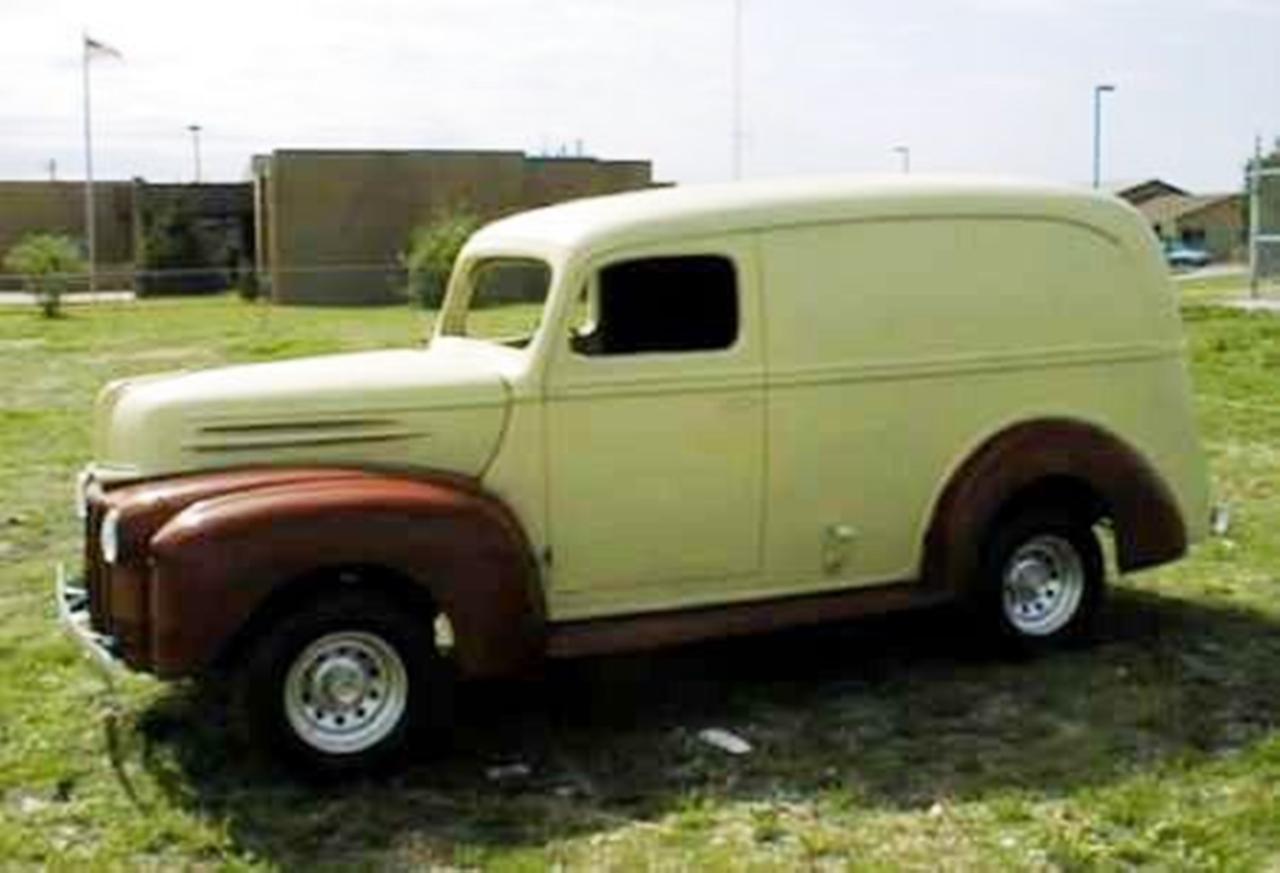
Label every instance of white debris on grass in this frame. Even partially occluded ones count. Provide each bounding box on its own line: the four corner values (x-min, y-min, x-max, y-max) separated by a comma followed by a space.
698, 727, 753, 755
485, 762, 532, 782
1211, 504, 1232, 537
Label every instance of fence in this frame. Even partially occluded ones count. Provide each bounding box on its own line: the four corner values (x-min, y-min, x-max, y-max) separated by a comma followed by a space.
1249, 163, 1280, 296
0, 262, 414, 301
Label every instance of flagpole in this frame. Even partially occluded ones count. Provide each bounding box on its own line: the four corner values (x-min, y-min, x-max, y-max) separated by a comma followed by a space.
82, 32, 97, 295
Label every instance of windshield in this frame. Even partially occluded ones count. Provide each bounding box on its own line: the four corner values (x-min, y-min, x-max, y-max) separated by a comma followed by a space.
440, 257, 552, 348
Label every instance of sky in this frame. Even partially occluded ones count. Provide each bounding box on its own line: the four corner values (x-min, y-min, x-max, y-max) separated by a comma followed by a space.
2, 0, 1277, 192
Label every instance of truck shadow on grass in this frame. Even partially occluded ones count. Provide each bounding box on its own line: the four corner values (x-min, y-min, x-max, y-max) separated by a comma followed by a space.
133, 586, 1280, 866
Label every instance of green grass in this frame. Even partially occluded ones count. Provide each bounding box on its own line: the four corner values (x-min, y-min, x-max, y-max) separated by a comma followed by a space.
1171, 269, 1280, 304
1174, 270, 1242, 300
3, 295, 1280, 869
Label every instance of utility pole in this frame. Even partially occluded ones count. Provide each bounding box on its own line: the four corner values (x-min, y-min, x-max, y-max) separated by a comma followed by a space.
188, 124, 203, 183
731, 0, 744, 180
1092, 83, 1116, 189
47, 159, 57, 182
893, 146, 911, 174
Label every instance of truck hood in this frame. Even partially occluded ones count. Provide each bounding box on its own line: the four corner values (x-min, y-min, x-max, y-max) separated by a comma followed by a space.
93, 340, 513, 480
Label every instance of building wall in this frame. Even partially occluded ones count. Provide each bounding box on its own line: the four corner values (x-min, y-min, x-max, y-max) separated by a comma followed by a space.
0, 182, 133, 290
521, 158, 653, 208
258, 149, 656, 305
1175, 197, 1245, 261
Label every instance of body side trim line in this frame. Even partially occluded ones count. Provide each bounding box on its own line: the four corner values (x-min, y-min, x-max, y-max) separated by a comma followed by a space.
184, 430, 423, 452
546, 579, 949, 659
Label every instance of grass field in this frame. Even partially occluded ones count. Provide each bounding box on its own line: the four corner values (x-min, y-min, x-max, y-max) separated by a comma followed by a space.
2, 296, 1280, 869
1172, 268, 1280, 305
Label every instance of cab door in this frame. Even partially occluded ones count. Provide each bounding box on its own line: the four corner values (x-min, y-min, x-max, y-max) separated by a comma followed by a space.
543, 238, 765, 618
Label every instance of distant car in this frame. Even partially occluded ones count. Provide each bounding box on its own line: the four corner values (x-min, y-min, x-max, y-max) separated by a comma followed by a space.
1165, 243, 1211, 269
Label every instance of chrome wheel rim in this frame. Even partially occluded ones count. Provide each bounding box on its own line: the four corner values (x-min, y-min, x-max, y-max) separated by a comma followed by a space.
284, 630, 408, 755
1001, 534, 1085, 637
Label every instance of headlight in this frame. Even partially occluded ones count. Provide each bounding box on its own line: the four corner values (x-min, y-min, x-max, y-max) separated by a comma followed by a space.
99, 507, 121, 564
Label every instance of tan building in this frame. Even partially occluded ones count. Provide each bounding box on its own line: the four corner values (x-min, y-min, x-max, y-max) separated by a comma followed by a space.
252, 149, 657, 305
1138, 193, 1245, 261
0, 181, 133, 290
0, 180, 253, 293
1110, 178, 1244, 262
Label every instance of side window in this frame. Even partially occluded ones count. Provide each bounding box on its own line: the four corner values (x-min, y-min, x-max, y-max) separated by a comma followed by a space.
571, 255, 738, 356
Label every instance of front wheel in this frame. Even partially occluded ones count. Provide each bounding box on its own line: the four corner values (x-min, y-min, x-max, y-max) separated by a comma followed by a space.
235, 590, 450, 776
975, 506, 1104, 650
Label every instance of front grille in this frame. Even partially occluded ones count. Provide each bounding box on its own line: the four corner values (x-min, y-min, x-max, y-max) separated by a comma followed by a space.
83, 502, 108, 634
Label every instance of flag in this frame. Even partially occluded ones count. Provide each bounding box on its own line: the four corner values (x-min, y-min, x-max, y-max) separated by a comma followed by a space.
84, 35, 122, 60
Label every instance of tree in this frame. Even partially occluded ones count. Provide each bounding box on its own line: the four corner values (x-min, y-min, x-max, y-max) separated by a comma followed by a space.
2, 233, 85, 318
401, 210, 483, 308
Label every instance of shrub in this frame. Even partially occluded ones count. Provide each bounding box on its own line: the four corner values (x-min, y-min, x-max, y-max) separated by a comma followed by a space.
137, 207, 215, 296
2, 233, 85, 318
402, 211, 483, 308
236, 264, 263, 302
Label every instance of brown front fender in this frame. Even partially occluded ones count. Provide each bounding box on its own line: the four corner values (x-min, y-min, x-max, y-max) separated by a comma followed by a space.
147, 473, 543, 679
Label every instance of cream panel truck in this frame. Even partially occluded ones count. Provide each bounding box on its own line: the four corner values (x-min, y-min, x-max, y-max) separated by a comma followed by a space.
59, 177, 1212, 774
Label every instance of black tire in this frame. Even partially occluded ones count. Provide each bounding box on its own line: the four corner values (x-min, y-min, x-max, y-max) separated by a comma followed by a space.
234, 589, 451, 777
972, 505, 1105, 652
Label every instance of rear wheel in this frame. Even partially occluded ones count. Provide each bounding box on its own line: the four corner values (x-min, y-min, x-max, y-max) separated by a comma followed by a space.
975, 506, 1104, 650
235, 589, 450, 776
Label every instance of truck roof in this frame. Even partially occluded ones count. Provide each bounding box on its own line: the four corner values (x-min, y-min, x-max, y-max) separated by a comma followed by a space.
470, 174, 1143, 256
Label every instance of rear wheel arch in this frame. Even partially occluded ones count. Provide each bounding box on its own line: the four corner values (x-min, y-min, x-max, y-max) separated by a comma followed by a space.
922, 418, 1187, 592
988, 474, 1108, 530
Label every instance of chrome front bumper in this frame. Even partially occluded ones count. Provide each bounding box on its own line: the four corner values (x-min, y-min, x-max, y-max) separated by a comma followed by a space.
55, 562, 122, 679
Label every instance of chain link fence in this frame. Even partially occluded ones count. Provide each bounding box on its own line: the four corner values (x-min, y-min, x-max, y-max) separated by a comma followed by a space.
1250, 162, 1280, 294
0, 263, 413, 300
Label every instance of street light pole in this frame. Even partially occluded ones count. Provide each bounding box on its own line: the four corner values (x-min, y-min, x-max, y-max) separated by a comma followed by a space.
188, 124, 203, 183
1092, 84, 1116, 189
893, 146, 911, 174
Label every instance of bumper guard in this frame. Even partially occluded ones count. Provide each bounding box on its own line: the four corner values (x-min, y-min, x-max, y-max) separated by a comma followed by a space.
55, 563, 123, 681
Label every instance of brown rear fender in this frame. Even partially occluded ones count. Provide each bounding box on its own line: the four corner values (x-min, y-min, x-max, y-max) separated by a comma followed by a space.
147, 474, 543, 679
923, 418, 1187, 593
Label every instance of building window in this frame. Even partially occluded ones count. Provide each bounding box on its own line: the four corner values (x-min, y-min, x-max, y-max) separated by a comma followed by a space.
572, 255, 738, 356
